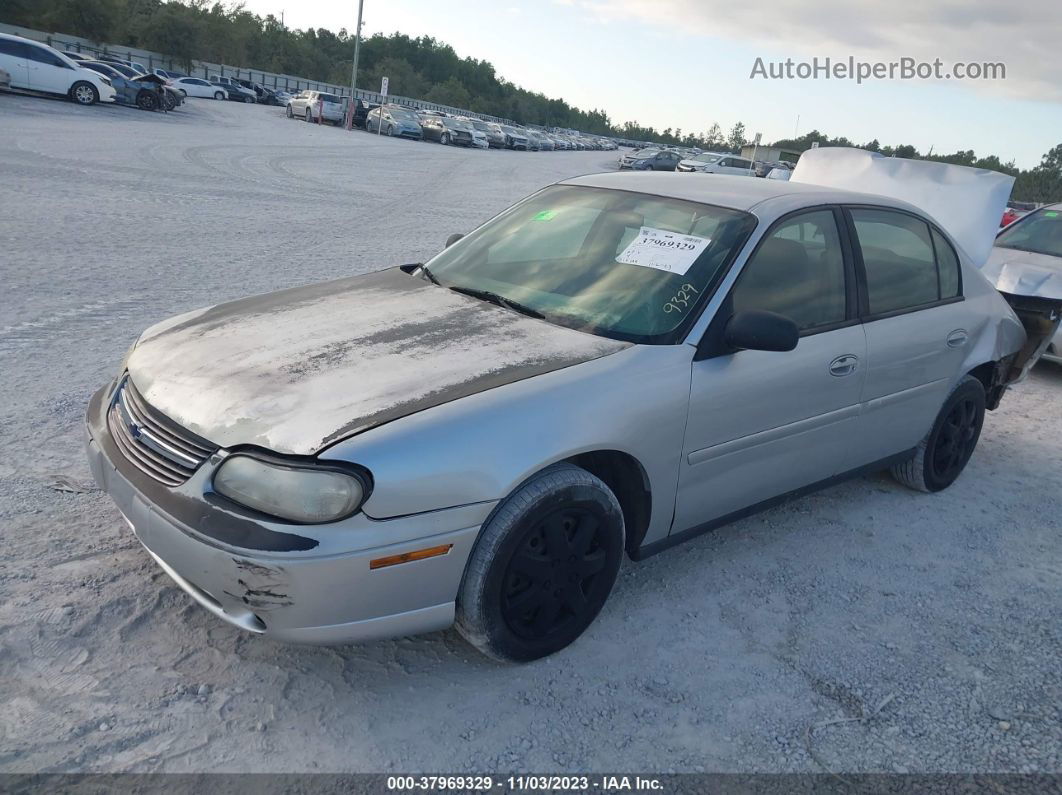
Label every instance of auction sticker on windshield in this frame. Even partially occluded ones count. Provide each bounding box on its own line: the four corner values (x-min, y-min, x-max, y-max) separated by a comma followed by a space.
617, 226, 711, 275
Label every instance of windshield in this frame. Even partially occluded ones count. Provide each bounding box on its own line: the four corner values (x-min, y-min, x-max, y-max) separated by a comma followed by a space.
388, 106, 417, 120
995, 208, 1062, 258
424, 185, 756, 342
693, 154, 722, 163
471, 120, 489, 131
634, 149, 660, 158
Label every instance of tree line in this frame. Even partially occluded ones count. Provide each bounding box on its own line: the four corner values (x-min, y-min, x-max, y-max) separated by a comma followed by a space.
4, 0, 1058, 201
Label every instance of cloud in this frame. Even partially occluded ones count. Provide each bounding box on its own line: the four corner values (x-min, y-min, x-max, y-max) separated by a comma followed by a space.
576, 0, 1060, 102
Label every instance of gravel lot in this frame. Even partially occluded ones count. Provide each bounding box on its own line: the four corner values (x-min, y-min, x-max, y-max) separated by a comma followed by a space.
1, 94, 1060, 775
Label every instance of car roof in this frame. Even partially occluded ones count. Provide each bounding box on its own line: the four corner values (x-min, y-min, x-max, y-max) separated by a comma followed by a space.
559, 171, 928, 217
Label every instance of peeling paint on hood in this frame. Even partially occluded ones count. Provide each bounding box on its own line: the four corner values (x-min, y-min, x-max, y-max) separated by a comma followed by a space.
127, 267, 629, 454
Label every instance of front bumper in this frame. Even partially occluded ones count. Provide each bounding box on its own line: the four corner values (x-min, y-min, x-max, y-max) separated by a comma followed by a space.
85, 383, 489, 644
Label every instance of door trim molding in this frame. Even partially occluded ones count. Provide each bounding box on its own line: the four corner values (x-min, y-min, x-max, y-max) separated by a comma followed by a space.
631, 448, 916, 561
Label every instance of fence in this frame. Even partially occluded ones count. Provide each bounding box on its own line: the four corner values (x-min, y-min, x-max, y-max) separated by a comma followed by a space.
0, 22, 519, 125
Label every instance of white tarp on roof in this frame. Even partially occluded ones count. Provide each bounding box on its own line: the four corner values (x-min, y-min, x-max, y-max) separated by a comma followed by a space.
790, 147, 1014, 265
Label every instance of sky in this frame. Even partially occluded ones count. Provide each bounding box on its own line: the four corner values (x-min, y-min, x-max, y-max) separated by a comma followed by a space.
237, 0, 1062, 168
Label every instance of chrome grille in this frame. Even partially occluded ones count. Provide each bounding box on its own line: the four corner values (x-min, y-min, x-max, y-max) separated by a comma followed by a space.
107, 378, 217, 486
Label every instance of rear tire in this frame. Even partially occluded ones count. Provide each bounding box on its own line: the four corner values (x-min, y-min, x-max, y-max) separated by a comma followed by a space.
70, 82, 99, 106
440, 132, 450, 145
891, 375, 986, 493
455, 463, 624, 663
285, 104, 293, 118
305, 109, 313, 123
244, 95, 254, 104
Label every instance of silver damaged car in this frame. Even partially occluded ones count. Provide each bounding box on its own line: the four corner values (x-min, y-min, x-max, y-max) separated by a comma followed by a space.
87, 172, 1031, 662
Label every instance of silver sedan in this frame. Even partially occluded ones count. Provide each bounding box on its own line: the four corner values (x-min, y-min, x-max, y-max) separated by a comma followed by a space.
87, 173, 1029, 662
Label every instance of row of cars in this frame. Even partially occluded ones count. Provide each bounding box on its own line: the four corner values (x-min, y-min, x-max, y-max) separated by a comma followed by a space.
619, 146, 795, 179
285, 91, 620, 151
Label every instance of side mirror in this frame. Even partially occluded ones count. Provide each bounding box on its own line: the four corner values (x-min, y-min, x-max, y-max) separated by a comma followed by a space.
445, 233, 464, 248
724, 310, 799, 352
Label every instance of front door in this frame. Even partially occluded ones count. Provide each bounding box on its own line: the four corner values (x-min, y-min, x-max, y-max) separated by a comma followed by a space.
674, 207, 866, 531
25, 44, 76, 94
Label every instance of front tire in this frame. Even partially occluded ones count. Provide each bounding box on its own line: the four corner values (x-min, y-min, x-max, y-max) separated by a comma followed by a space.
285, 104, 293, 118
136, 91, 159, 111
70, 82, 99, 106
891, 375, 986, 493
455, 463, 624, 663
214, 91, 225, 100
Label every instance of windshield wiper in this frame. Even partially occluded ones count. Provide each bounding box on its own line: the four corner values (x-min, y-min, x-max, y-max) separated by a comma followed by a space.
448, 285, 545, 319
417, 264, 441, 285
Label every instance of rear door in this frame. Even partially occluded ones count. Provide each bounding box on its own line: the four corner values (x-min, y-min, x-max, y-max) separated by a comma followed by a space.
0, 38, 31, 89
674, 207, 867, 531
844, 206, 968, 466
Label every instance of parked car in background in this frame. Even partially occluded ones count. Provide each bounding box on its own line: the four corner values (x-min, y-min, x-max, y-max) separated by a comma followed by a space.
273, 89, 294, 106
470, 119, 506, 148
461, 120, 490, 149
979, 204, 1062, 366
677, 153, 755, 175
346, 98, 375, 128
420, 115, 474, 146
153, 68, 187, 80
286, 90, 345, 124
367, 104, 423, 138
171, 77, 226, 100
210, 76, 256, 103
79, 61, 180, 111
99, 56, 147, 75
0, 33, 116, 105
497, 124, 528, 150
619, 148, 682, 171
531, 131, 555, 151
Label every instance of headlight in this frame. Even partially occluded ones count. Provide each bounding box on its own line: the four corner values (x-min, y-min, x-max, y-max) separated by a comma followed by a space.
213, 455, 366, 523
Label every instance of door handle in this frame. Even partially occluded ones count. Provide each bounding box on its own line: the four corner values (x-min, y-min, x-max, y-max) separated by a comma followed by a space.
829, 354, 859, 377
946, 329, 968, 348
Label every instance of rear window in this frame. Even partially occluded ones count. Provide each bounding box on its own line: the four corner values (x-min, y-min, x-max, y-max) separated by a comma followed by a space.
318, 93, 340, 104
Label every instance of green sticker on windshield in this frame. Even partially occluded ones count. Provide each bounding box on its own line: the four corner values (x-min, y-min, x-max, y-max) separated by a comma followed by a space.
1045, 211, 1059, 218
532, 210, 558, 222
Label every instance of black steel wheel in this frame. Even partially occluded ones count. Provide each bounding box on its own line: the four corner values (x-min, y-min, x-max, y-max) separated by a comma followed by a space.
456, 463, 624, 662
892, 375, 985, 492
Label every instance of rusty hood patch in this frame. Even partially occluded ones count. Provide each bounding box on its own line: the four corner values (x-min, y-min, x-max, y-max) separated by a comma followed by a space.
127, 267, 629, 454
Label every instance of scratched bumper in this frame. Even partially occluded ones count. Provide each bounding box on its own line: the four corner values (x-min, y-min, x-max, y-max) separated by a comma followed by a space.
85, 385, 489, 644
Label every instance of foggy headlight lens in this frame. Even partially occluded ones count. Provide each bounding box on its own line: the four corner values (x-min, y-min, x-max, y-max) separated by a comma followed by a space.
213, 456, 364, 523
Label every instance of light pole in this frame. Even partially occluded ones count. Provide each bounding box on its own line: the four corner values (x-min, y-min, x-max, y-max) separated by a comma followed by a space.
345, 0, 365, 130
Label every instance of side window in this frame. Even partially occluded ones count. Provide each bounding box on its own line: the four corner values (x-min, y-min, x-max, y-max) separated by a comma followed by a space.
731, 209, 847, 331
932, 229, 961, 299
26, 45, 70, 68
851, 209, 938, 314
0, 39, 28, 57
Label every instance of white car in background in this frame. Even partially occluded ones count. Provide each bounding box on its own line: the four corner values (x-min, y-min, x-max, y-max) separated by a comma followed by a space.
170, 77, 227, 100
0, 32, 115, 105
766, 167, 792, 181
286, 90, 345, 124
677, 152, 756, 176
980, 204, 1062, 366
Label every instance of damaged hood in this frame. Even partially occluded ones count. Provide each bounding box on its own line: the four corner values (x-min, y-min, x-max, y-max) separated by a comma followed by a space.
127, 267, 629, 454
979, 246, 1062, 300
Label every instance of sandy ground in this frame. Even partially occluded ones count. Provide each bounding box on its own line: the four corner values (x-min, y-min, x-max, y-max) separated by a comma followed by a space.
0, 94, 1060, 775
